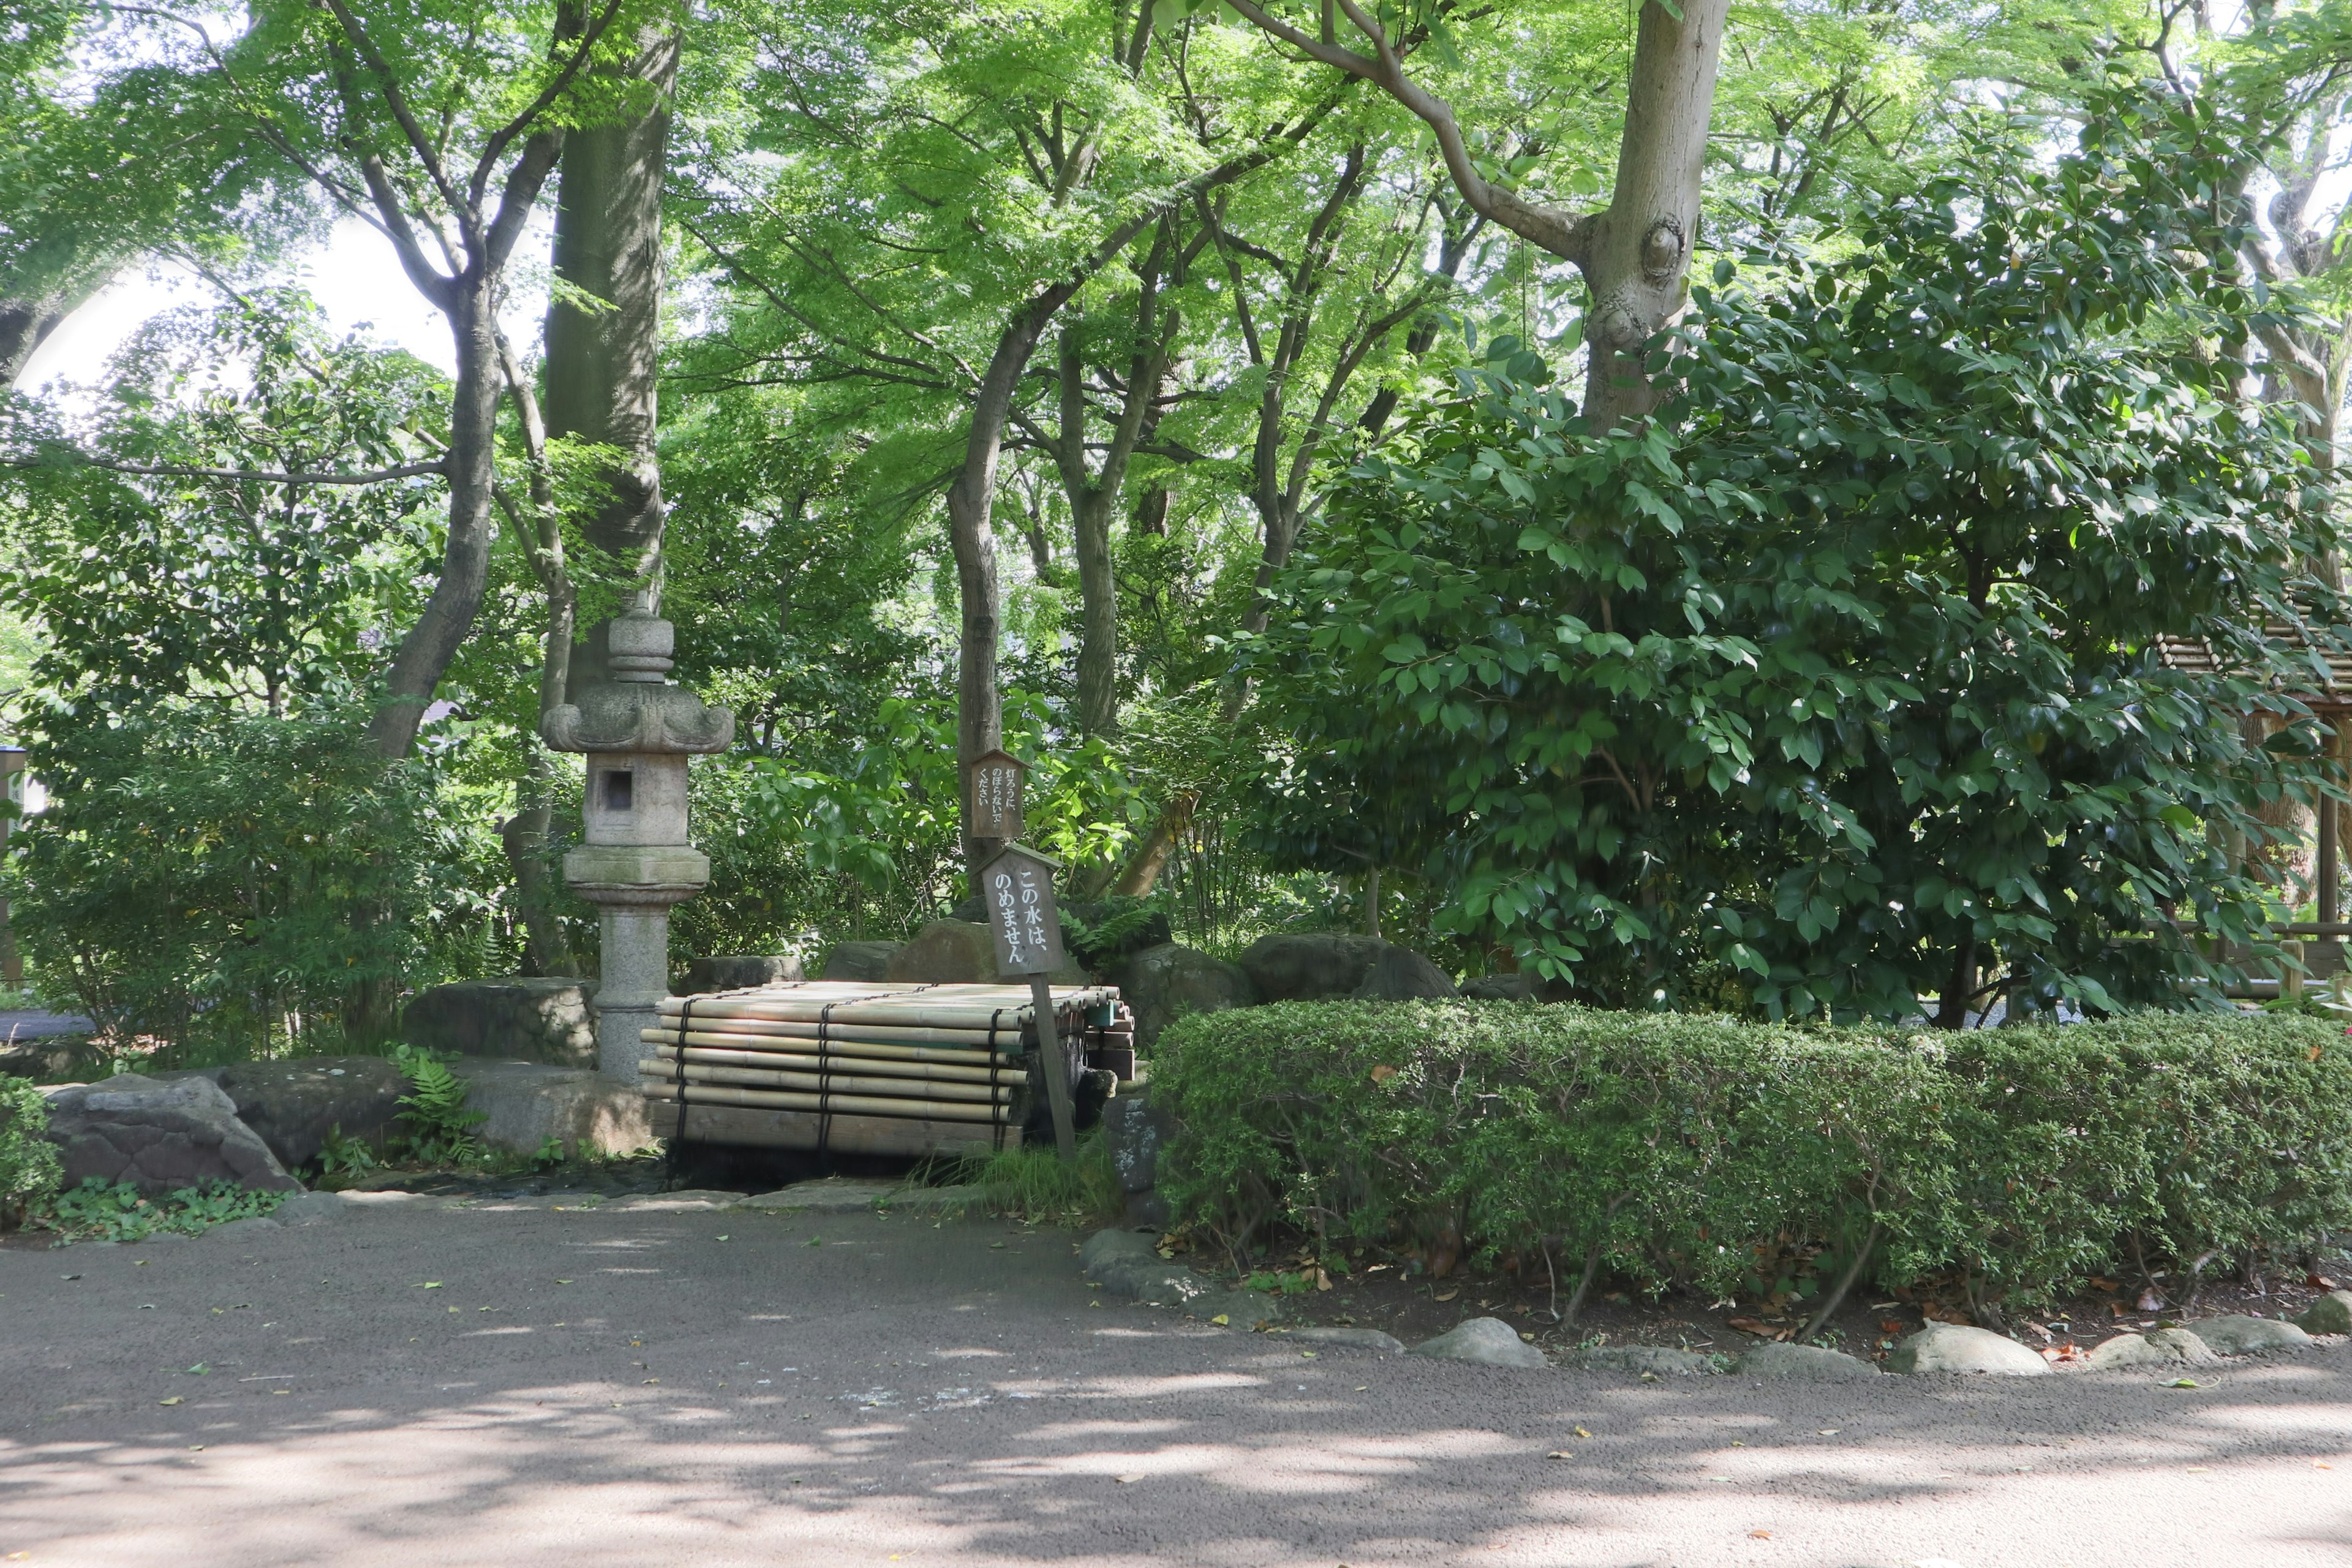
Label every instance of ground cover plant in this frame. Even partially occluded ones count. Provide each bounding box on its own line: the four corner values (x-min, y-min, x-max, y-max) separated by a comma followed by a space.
37, 1178, 288, 1243
1154, 1000, 2352, 1327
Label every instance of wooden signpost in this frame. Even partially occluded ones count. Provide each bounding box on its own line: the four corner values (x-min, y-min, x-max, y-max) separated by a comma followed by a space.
968, 748, 1029, 842
978, 839, 1077, 1162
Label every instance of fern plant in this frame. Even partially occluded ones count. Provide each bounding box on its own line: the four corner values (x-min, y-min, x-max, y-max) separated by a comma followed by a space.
391, 1045, 487, 1166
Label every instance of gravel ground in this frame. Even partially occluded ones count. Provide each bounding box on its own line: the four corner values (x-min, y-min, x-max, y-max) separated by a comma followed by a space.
4, 1195, 2351, 1568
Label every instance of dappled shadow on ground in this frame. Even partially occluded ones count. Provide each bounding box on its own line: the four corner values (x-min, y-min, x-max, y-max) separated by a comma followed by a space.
4, 1206, 2352, 1567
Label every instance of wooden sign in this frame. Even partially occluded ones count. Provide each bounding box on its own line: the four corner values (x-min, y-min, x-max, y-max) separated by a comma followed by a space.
968, 748, 1028, 840
979, 842, 1065, 977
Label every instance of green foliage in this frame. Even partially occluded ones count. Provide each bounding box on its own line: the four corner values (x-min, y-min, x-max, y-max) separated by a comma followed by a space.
1244, 85, 2350, 1020
315, 1124, 380, 1183
0, 1074, 62, 1229
391, 1044, 488, 1166
5, 704, 493, 1063
1155, 1000, 2352, 1311
39, 1177, 288, 1242
963, 1131, 1120, 1226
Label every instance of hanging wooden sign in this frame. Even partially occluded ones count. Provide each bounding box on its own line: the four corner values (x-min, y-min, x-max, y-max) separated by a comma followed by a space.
968, 748, 1029, 840
978, 842, 1065, 977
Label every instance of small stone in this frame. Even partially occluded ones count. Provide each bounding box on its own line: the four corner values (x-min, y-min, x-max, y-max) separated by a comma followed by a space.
1287, 1326, 1406, 1355
1885, 1322, 2049, 1376
1733, 1341, 1881, 1381
2296, 1291, 2352, 1336
2084, 1329, 2218, 1371
2195, 1316, 2316, 1356
1559, 1344, 1717, 1377
1408, 1317, 1550, 1368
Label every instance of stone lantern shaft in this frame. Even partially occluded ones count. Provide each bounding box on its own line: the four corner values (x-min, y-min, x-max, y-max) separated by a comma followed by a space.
541, 608, 734, 1080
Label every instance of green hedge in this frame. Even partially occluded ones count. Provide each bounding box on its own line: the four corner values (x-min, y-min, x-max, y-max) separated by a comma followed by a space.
1153, 1001, 2352, 1310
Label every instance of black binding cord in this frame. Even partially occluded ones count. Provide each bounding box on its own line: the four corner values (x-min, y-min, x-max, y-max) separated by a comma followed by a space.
987, 1008, 1006, 1153
668, 995, 696, 1180
816, 1001, 836, 1171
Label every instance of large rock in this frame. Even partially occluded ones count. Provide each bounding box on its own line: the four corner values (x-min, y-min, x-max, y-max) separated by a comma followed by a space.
1409, 1316, 1549, 1368
208, 1056, 406, 1169
2085, 1329, 2218, 1371
1078, 1228, 1268, 1324
402, 977, 595, 1066
887, 920, 1087, 986
447, 1060, 654, 1157
1560, 1344, 1717, 1377
682, 954, 805, 993
1885, 1322, 2049, 1376
2196, 1316, 2316, 1356
39, 1073, 302, 1197
1107, 943, 1258, 1053
820, 941, 901, 981
1101, 1086, 1173, 1194
1238, 934, 1388, 1001
2296, 1291, 2352, 1335
1735, 1342, 1882, 1381
1238, 934, 1457, 1003
1351, 945, 1458, 1000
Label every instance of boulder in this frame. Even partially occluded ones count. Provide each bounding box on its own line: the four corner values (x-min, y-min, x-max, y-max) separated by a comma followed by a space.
0, 1035, 107, 1085
682, 954, 805, 993
1351, 945, 1458, 1001
820, 941, 902, 982
1735, 1342, 1881, 1381
2195, 1315, 2315, 1356
207, 1056, 406, 1169
1238, 934, 1388, 1001
1287, 1325, 1406, 1355
1884, 1322, 2049, 1376
1460, 974, 1540, 1001
1408, 1316, 1549, 1368
402, 977, 595, 1066
40, 1073, 302, 1197
445, 1060, 655, 1157
2296, 1291, 2352, 1336
2086, 1329, 2218, 1371
1101, 1086, 1174, 1194
886, 921, 1089, 986
1559, 1344, 1716, 1377
1078, 1228, 1268, 1324
1106, 943, 1257, 1053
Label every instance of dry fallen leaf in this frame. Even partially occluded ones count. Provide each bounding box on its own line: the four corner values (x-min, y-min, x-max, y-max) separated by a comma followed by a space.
1434, 1288, 1460, 1302
1879, 1319, 1906, 1335
1574, 1426, 1591, 1438
2316, 1461, 2335, 1470
1210, 1314, 1229, 1326
1316, 1268, 1333, 1292
1546, 1450, 1574, 1460
1749, 1530, 1772, 1539
157, 1396, 183, 1406
1114, 1473, 1145, 1484
2309, 1274, 2340, 1290
1369, 1065, 1398, 1084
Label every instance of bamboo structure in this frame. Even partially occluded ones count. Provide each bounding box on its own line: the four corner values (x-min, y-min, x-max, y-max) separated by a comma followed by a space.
642, 979, 1136, 1157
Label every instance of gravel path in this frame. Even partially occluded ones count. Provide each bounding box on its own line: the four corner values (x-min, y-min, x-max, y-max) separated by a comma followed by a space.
4, 1194, 2350, 1567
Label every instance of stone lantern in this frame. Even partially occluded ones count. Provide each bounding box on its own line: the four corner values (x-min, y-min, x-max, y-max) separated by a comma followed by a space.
541, 607, 734, 1080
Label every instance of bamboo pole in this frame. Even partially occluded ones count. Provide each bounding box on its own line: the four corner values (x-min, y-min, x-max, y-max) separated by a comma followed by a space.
643, 1017, 1030, 1048
635, 1080, 1012, 1123
641, 1025, 1023, 1066
643, 1040, 1028, 1085
638, 1059, 1016, 1103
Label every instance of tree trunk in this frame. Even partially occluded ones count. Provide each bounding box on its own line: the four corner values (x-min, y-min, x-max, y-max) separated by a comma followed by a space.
0, 293, 80, 385
1577, 0, 1728, 429
369, 279, 503, 758
951, 296, 1074, 877
543, 21, 678, 598
1110, 788, 1197, 898
1072, 483, 1120, 737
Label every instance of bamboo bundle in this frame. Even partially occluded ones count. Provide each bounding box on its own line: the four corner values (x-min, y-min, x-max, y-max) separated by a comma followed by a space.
645, 977, 1134, 1156
636, 1058, 1016, 1103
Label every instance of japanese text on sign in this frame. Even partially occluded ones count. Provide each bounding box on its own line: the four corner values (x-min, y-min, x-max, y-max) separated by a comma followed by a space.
984, 843, 1064, 977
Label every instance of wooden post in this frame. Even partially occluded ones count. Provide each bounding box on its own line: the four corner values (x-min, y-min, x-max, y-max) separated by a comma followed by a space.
978, 839, 1078, 1163
2324, 720, 2345, 927
1030, 973, 1077, 1163
2286, 938, 2307, 1001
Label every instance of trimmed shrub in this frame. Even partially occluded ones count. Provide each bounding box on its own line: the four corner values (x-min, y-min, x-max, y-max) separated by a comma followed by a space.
1153, 1001, 2352, 1310
0, 1074, 63, 1230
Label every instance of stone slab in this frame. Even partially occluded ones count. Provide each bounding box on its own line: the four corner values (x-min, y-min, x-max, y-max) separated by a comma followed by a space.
445, 1060, 655, 1158
403, 978, 597, 1067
